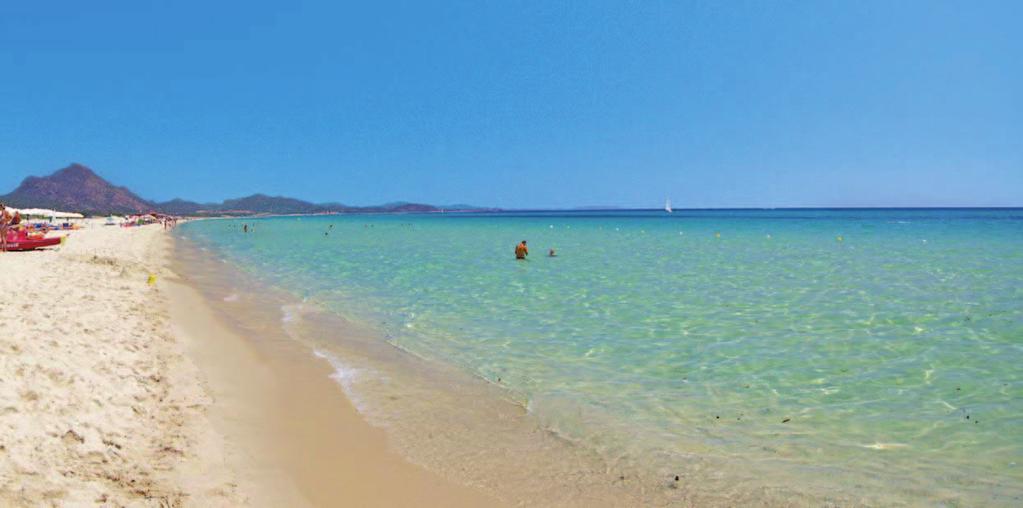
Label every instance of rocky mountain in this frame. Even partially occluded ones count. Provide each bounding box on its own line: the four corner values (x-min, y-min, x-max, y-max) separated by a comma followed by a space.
3, 163, 488, 216
2, 163, 152, 214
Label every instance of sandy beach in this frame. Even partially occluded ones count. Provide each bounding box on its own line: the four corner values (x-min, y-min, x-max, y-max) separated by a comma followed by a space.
0, 221, 500, 507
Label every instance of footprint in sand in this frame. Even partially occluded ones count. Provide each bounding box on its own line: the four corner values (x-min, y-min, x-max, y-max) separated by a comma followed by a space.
62, 429, 85, 445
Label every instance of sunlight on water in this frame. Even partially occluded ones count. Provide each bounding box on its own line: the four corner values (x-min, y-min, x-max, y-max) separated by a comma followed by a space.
181, 209, 1023, 505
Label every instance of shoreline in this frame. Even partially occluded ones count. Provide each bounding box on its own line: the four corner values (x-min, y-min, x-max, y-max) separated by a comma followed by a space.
171, 219, 747, 507
164, 244, 503, 507
174, 213, 1023, 507
9, 216, 1017, 506
0, 222, 500, 506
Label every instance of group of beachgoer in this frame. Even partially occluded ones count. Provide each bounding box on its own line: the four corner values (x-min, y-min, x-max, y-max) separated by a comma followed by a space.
0, 202, 24, 251
515, 240, 556, 260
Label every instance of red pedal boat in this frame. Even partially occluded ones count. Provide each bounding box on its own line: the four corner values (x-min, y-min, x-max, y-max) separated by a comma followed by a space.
2, 230, 66, 251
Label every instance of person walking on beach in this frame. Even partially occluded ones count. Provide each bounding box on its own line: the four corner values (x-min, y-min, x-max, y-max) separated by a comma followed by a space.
0, 203, 10, 252
515, 240, 529, 260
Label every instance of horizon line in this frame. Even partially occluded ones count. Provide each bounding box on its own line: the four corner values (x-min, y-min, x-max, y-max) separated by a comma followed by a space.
503, 206, 1023, 212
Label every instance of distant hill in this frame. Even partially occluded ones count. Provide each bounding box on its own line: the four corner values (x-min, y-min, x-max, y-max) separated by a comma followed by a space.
149, 194, 449, 215
152, 198, 209, 215
218, 194, 323, 215
360, 202, 437, 213
384, 201, 497, 212
2, 163, 152, 215
2, 163, 490, 216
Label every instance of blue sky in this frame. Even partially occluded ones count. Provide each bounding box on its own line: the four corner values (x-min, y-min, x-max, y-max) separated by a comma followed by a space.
1, 1, 1019, 208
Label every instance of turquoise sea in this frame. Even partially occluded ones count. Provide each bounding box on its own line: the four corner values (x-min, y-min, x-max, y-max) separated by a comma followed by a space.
179, 209, 1023, 505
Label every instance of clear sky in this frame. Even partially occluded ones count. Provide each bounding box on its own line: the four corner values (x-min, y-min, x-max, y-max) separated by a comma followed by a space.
1, 1, 1020, 208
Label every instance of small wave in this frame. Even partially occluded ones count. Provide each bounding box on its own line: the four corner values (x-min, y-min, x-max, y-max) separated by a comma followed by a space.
223, 293, 239, 302
861, 442, 909, 450
281, 304, 301, 323
312, 349, 369, 414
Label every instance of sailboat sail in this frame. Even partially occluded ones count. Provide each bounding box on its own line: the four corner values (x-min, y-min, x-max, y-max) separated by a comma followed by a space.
665, 199, 672, 213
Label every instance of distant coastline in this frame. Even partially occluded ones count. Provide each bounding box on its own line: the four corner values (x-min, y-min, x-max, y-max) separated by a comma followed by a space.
3, 163, 1018, 217
0, 163, 499, 216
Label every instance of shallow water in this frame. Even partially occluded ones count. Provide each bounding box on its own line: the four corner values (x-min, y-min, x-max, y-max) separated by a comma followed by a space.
180, 209, 1023, 505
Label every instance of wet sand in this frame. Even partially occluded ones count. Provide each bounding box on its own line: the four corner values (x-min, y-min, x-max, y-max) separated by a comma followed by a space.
165, 261, 503, 507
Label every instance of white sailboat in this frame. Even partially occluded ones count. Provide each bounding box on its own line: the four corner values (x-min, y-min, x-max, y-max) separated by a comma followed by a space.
665, 198, 673, 213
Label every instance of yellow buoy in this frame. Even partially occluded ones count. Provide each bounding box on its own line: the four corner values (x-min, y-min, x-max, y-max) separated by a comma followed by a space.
836, 235, 844, 242
714, 232, 721, 238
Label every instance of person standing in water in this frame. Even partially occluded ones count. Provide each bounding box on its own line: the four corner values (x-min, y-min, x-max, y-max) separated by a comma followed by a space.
243, 224, 248, 233
515, 240, 529, 260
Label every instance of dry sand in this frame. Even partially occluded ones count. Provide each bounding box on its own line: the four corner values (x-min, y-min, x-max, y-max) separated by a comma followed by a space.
0, 221, 501, 507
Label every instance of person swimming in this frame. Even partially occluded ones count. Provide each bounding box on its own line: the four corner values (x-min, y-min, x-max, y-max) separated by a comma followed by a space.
548, 248, 557, 257
515, 240, 529, 260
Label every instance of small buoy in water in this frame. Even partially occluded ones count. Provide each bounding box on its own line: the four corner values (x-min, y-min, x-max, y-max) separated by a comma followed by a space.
147, 274, 157, 286
714, 232, 721, 238
766, 234, 772, 239
836, 235, 844, 242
